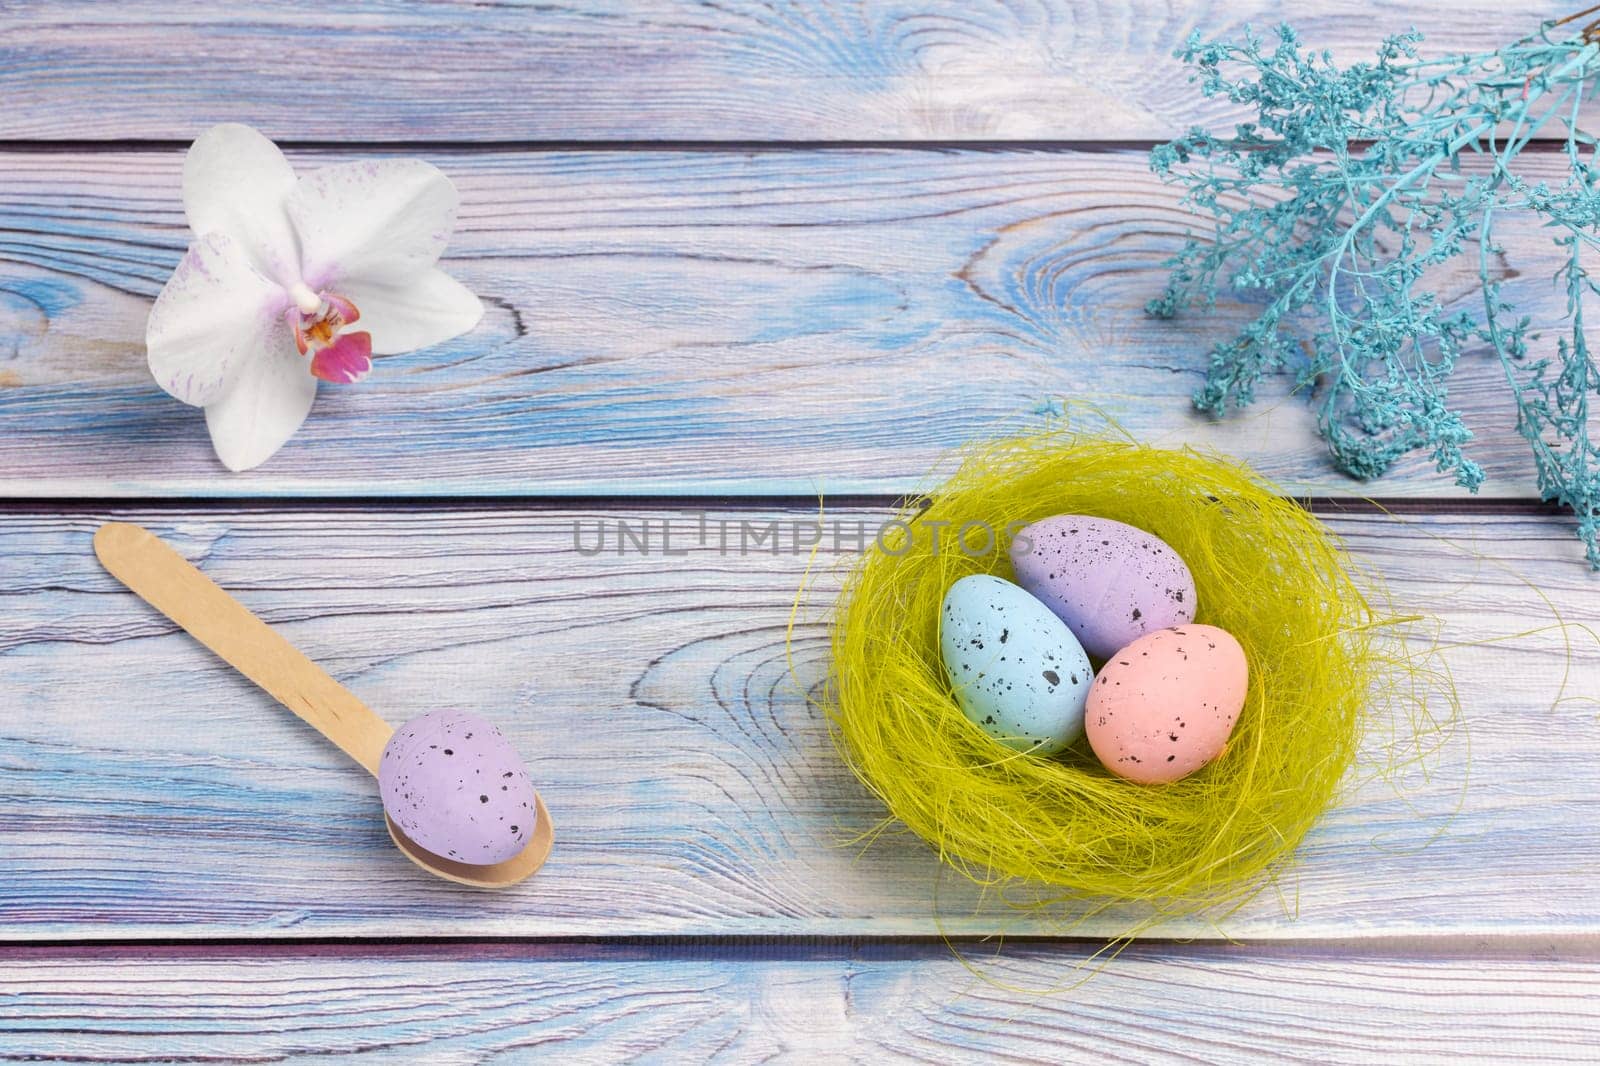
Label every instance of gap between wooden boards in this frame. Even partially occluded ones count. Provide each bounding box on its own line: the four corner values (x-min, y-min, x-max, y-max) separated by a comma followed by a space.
3, 932, 1598, 963
0, 496, 1573, 517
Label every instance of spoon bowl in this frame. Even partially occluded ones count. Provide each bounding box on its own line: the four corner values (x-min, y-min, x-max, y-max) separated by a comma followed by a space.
93, 521, 553, 888
387, 793, 553, 888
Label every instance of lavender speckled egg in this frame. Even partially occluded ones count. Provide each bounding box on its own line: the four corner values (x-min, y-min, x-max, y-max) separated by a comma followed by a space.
379, 710, 538, 865
940, 574, 1094, 755
1085, 624, 1248, 784
1009, 515, 1196, 660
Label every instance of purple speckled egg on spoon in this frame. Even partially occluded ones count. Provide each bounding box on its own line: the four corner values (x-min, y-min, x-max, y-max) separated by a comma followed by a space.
380, 710, 541, 866
93, 521, 552, 890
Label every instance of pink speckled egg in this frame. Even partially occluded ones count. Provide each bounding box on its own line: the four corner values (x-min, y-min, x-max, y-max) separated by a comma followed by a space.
1085, 625, 1247, 784
379, 710, 539, 865
1009, 515, 1196, 660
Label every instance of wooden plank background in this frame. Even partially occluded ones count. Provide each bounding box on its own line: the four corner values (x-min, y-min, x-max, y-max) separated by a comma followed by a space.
4, 942, 1599, 1062
0, 1, 1587, 142
0, 148, 1582, 500
1, 506, 1595, 943
1, 1, 1597, 1061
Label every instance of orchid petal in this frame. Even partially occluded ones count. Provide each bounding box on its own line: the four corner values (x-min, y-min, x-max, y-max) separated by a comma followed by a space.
337, 269, 483, 355
309, 330, 374, 385
183, 124, 301, 288
289, 160, 459, 287
203, 335, 317, 472
322, 292, 359, 327
146, 233, 284, 407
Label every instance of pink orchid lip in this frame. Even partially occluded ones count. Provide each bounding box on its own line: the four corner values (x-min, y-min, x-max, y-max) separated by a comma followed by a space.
288, 288, 372, 384
310, 329, 374, 384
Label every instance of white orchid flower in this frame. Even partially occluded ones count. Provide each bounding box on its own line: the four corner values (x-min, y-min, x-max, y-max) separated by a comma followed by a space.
146, 124, 482, 471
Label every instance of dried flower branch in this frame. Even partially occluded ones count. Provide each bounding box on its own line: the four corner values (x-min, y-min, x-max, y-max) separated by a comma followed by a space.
1150, 17, 1600, 564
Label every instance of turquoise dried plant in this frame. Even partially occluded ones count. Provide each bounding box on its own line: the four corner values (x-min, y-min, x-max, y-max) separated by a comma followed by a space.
1150, 8, 1600, 565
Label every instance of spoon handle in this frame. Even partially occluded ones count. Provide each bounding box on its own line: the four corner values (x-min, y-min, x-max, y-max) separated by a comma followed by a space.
93, 521, 392, 776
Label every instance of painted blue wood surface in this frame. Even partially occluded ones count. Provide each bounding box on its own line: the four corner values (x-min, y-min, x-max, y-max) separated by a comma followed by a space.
0, 1, 1582, 142
4, 941, 1598, 1063
3, 1, 1598, 1058
2, 507, 1595, 941
0, 148, 1587, 510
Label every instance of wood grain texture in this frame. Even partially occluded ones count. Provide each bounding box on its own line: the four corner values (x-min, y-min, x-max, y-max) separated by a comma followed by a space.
0, 147, 1586, 504
6, 0, 1591, 1052
2, 505, 1595, 941
0, 1, 1580, 142
92, 522, 395, 775
2, 940, 1597, 1064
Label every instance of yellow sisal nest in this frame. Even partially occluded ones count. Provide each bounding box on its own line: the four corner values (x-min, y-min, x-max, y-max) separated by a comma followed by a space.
823, 431, 1395, 914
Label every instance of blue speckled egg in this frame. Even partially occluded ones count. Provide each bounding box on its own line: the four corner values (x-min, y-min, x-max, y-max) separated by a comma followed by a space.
939, 574, 1094, 755
1009, 515, 1197, 660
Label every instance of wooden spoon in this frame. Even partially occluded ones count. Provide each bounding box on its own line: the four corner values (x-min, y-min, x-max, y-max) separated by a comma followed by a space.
93, 521, 553, 888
